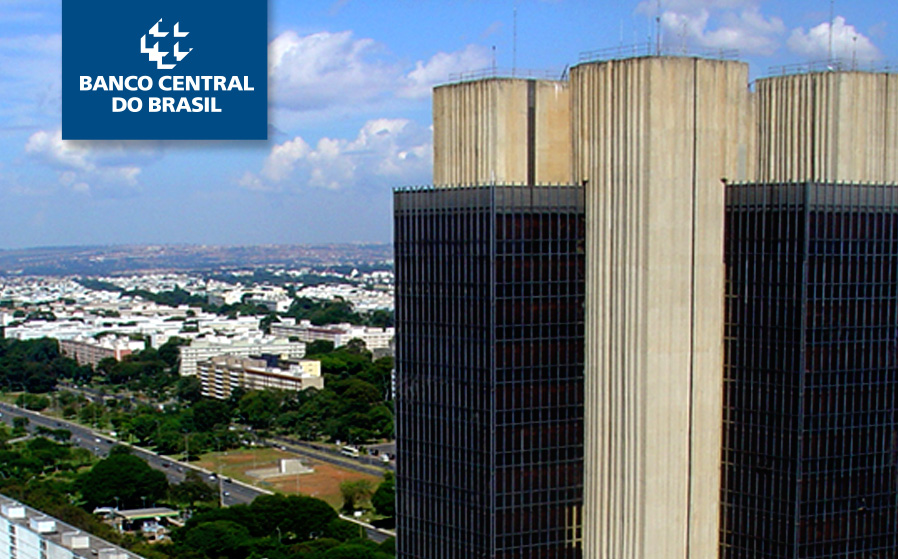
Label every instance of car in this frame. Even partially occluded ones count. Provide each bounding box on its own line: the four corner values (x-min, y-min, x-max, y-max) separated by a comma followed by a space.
222, 491, 230, 497
223, 477, 232, 483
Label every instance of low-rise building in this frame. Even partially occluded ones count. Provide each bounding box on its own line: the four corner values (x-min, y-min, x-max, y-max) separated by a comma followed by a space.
0, 494, 145, 559
197, 355, 323, 399
270, 318, 393, 351
59, 336, 145, 367
179, 338, 307, 376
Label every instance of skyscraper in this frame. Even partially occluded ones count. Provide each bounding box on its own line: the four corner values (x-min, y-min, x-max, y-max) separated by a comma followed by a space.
394, 184, 585, 559
398, 50, 898, 559
722, 182, 898, 558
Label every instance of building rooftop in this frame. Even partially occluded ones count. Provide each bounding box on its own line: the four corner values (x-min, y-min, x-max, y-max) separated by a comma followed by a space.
0, 493, 146, 559
113, 507, 179, 522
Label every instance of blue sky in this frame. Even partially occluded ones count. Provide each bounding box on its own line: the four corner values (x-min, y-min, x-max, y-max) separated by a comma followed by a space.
1, 0, 895, 249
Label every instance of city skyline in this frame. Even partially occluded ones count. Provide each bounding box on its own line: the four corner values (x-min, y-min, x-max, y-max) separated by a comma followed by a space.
2, 0, 897, 249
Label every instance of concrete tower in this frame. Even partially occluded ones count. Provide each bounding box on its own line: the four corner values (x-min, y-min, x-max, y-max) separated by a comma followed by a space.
432, 77, 572, 186
571, 56, 752, 559
754, 71, 898, 183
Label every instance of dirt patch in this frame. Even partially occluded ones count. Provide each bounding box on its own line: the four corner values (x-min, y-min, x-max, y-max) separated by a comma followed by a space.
195, 450, 383, 509
266, 460, 381, 508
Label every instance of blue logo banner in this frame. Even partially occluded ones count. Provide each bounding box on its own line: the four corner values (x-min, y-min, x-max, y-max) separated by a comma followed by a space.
63, 0, 268, 140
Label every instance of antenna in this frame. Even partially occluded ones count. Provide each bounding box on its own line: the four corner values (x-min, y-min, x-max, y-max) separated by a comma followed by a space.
680, 21, 688, 54
655, 0, 662, 55
512, 5, 518, 77
828, 0, 834, 62
491, 45, 497, 76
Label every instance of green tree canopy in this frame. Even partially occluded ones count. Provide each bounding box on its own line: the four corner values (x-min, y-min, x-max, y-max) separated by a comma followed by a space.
181, 520, 251, 559
77, 453, 169, 509
372, 472, 395, 518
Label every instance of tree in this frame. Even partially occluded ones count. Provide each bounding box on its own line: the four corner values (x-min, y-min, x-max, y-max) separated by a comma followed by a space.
305, 340, 335, 356
371, 473, 395, 518
322, 543, 379, 559
365, 309, 394, 328
127, 414, 159, 445
108, 444, 131, 456
339, 479, 374, 512
78, 453, 169, 510
192, 399, 231, 432
175, 375, 203, 404
157, 337, 188, 369
51, 428, 72, 443
259, 313, 280, 335
181, 520, 251, 559
15, 393, 50, 411
170, 470, 216, 505
237, 390, 283, 430
24, 372, 55, 393
343, 338, 370, 357
12, 416, 29, 434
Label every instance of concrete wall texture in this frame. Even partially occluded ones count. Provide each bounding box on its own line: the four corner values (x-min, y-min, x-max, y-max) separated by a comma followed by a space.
572, 56, 751, 559
429, 60, 897, 559
432, 78, 572, 185
755, 71, 898, 183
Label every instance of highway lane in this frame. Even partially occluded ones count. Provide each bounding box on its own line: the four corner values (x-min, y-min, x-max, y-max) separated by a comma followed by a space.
0, 402, 259, 505
0, 402, 393, 541
268, 435, 391, 476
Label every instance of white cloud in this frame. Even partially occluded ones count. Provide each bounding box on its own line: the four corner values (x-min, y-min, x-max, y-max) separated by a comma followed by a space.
241, 118, 432, 192
398, 45, 492, 99
269, 30, 489, 111
636, 0, 785, 56
270, 30, 398, 112
24, 129, 156, 194
787, 16, 880, 62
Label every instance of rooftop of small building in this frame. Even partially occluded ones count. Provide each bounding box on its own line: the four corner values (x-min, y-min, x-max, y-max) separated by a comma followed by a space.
0, 493, 146, 559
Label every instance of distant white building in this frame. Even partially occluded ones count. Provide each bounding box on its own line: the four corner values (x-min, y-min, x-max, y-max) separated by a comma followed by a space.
206, 289, 245, 307
179, 338, 307, 376
197, 355, 323, 400
270, 318, 394, 351
244, 293, 292, 313
208, 287, 292, 313
0, 494, 146, 559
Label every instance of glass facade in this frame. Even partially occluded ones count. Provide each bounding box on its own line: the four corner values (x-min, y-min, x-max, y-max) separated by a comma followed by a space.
394, 185, 585, 559
722, 183, 898, 559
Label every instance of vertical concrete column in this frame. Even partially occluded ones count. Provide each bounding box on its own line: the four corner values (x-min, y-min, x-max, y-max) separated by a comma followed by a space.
573, 56, 751, 559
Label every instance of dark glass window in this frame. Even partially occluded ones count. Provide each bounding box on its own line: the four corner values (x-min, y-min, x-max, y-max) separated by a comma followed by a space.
722, 183, 898, 559
395, 186, 585, 559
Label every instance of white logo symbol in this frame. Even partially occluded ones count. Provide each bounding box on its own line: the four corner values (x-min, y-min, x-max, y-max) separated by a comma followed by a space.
140, 19, 192, 70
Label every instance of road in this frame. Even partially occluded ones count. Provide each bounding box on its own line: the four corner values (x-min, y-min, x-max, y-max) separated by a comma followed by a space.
0, 401, 259, 507
268, 435, 393, 476
0, 401, 394, 542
